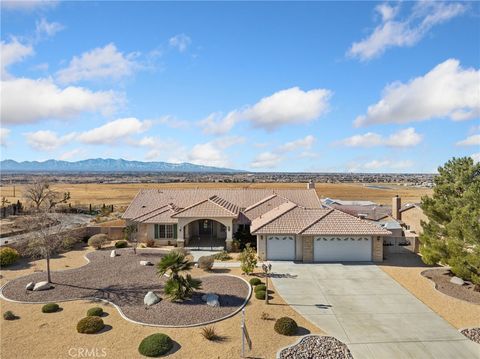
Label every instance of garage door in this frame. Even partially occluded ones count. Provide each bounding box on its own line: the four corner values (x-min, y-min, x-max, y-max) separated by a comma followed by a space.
267, 236, 295, 260
314, 237, 372, 262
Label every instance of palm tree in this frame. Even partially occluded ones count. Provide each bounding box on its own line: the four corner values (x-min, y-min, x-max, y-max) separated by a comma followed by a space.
157, 251, 202, 301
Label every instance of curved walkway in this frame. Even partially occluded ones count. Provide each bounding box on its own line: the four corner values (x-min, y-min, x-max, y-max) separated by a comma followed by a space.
270, 262, 479, 359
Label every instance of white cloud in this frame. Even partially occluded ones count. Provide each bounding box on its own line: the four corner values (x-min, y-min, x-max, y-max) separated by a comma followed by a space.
278, 135, 316, 152
338, 128, 422, 147
59, 148, 87, 160
348, 2, 466, 60
199, 111, 239, 135
355, 59, 480, 127
187, 143, 229, 167
1, 38, 34, 78
471, 153, 480, 164
250, 152, 283, 169
156, 115, 190, 129
56, 43, 139, 83
0, 128, 11, 147
456, 134, 480, 146
1, 0, 58, 11
35, 18, 64, 38
1, 78, 120, 124
25, 130, 75, 151
77, 118, 151, 145
169, 34, 191, 52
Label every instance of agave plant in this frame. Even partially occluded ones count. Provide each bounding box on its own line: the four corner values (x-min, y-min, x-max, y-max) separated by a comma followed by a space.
157, 251, 202, 301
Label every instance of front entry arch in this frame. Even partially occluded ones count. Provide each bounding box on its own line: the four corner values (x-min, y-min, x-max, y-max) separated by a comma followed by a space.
183, 219, 228, 250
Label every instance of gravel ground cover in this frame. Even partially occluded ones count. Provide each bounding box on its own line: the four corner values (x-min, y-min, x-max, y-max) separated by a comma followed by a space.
278, 335, 353, 359
461, 328, 480, 344
421, 268, 480, 304
1, 249, 250, 326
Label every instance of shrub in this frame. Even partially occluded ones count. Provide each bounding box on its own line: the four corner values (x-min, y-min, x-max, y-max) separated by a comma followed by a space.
88, 234, 109, 250
249, 277, 262, 286
255, 290, 266, 300
87, 307, 103, 317
76, 316, 105, 334
138, 333, 173, 357
213, 251, 232, 261
254, 284, 266, 293
115, 240, 128, 248
42, 303, 60, 313
274, 317, 298, 336
198, 256, 214, 271
201, 326, 220, 341
3, 311, 16, 320
0, 247, 20, 267
145, 239, 155, 248
239, 244, 257, 275
171, 247, 190, 257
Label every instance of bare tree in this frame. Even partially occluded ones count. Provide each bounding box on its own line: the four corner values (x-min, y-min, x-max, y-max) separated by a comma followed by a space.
124, 223, 138, 254
23, 179, 70, 211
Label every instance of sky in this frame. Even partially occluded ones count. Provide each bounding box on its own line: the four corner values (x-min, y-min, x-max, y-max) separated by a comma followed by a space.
1, 0, 479, 173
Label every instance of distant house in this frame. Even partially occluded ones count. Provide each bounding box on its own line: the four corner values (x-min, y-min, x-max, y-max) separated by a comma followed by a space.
122, 185, 391, 262
400, 203, 428, 235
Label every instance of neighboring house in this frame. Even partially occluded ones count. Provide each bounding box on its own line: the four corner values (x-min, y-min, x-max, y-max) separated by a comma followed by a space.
400, 203, 428, 235
122, 185, 391, 262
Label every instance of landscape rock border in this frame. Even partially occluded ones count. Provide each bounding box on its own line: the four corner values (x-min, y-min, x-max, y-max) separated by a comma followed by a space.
460, 327, 480, 344
276, 335, 353, 359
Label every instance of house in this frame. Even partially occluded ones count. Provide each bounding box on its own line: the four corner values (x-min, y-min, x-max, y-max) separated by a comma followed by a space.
122, 185, 391, 262
400, 203, 428, 235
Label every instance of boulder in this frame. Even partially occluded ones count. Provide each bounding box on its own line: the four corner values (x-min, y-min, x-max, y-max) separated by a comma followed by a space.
140, 260, 153, 266
144, 291, 161, 306
202, 293, 220, 307
33, 281, 52, 291
110, 250, 117, 258
450, 276, 465, 285
26, 282, 35, 291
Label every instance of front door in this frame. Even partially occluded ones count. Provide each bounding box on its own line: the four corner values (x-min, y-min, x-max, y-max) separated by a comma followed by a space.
199, 219, 212, 236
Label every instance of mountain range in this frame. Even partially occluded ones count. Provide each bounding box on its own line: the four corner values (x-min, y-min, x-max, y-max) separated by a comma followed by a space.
0, 159, 242, 173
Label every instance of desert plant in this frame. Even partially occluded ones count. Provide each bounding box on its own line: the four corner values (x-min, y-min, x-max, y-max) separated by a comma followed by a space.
249, 277, 262, 286
198, 255, 214, 271
138, 333, 173, 357
201, 326, 221, 341
76, 316, 105, 334
3, 311, 16, 320
42, 303, 60, 313
274, 317, 298, 336
255, 290, 266, 300
213, 251, 232, 261
239, 243, 257, 275
254, 284, 267, 293
115, 240, 128, 248
88, 234, 109, 250
0, 247, 20, 267
171, 247, 190, 257
87, 307, 103, 317
145, 239, 155, 248
157, 251, 202, 301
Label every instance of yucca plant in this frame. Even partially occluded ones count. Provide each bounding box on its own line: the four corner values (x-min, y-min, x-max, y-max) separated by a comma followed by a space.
157, 251, 202, 301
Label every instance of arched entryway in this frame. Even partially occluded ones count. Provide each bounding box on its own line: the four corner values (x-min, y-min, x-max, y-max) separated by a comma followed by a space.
183, 219, 227, 250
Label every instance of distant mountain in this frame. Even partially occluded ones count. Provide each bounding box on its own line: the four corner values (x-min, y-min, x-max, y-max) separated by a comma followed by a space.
0, 159, 243, 173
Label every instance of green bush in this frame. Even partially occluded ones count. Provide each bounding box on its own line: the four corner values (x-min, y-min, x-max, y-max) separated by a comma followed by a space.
3, 311, 16, 320
87, 307, 103, 317
274, 317, 298, 336
249, 278, 262, 286
239, 244, 257, 275
255, 290, 266, 300
138, 333, 173, 357
254, 284, 266, 293
198, 256, 214, 271
115, 240, 128, 248
76, 316, 104, 334
88, 234, 109, 250
42, 303, 60, 313
0, 247, 20, 267
213, 251, 232, 261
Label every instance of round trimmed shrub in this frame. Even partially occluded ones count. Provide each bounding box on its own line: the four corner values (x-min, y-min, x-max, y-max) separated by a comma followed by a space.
115, 240, 128, 248
254, 284, 266, 293
76, 316, 104, 334
87, 307, 103, 317
88, 234, 109, 250
274, 317, 298, 336
249, 278, 262, 286
138, 333, 173, 357
255, 290, 266, 300
42, 303, 60, 313
3, 311, 15, 320
0, 247, 20, 267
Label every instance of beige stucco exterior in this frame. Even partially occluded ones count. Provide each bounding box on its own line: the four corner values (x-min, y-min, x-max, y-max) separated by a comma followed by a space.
401, 206, 428, 235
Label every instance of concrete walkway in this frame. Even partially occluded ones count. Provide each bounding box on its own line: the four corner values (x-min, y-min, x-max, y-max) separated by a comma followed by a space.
270, 262, 479, 359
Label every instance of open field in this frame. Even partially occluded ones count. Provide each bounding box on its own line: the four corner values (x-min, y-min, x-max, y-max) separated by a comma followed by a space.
0, 182, 432, 208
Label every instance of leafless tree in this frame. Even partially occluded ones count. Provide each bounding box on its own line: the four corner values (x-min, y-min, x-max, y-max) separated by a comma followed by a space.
124, 222, 138, 254
23, 179, 70, 211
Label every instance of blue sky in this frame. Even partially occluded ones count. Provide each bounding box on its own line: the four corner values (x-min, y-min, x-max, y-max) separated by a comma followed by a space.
1, 1, 479, 173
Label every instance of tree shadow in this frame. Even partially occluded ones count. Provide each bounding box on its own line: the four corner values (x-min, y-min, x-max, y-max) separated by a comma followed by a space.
380, 252, 437, 268
295, 327, 311, 336
210, 268, 231, 274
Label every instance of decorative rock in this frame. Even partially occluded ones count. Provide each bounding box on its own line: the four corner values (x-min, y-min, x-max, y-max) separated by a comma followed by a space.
110, 250, 116, 258
450, 276, 465, 285
202, 293, 220, 307
33, 281, 52, 291
140, 260, 153, 266
144, 291, 161, 306
25, 282, 35, 290
278, 335, 353, 359
461, 327, 480, 344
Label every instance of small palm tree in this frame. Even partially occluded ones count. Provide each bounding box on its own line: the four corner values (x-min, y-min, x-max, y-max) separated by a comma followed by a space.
157, 251, 202, 301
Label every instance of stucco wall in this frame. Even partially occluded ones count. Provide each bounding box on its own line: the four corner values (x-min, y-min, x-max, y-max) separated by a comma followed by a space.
401, 206, 427, 235
256, 235, 267, 260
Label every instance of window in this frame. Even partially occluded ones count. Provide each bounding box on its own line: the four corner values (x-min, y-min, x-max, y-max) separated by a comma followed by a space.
154, 224, 175, 239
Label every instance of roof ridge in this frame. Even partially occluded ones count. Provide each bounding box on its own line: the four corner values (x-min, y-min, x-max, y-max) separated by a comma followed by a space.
244, 194, 277, 212
208, 195, 238, 215
171, 198, 209, 216
298, 208, 334, 234
131, 205, 171, 221
251, 202, 298, 233
137, 207, 173, 223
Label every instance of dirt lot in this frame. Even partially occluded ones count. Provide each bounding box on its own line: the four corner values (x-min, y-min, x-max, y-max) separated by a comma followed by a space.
1, 245, 321, 359
0, 182, 432, 208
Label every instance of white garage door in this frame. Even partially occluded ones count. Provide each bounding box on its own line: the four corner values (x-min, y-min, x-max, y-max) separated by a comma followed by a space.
314, 237, 372, 262
267, 236, 295, 260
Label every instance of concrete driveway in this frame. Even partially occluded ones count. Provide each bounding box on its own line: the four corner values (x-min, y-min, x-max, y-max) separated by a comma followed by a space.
270, 262, 479, 359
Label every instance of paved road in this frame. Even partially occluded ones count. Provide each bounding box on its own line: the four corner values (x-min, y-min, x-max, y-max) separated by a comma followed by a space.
270, 262, 479, 359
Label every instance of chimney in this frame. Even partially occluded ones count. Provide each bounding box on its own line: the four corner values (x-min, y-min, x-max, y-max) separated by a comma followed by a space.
307, 181, 315, 190
392, 195, 401, 220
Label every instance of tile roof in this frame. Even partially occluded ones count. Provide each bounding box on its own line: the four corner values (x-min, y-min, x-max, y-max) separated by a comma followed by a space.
171, 196, 239, 218
328, 204, 392, 221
